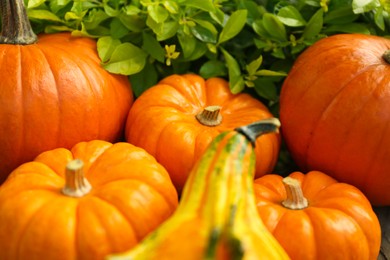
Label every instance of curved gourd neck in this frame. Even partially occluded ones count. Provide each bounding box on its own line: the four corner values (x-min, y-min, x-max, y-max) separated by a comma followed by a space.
0, 0, 38, 44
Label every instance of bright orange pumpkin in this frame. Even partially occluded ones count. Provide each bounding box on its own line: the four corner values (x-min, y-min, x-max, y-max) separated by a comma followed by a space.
0, 0, 133, 182
279, 33, 390, 205
125, 74, 280, 192
0, 140, 178, 260
253, 171, 381, 260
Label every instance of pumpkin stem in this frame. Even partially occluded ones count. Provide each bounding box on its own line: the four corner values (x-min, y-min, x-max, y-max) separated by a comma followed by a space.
62, 159, 92, 198
196, 106, 223, 126
281, 177, 308, 210
0, 0, 38, 44
383, 50, 390, 64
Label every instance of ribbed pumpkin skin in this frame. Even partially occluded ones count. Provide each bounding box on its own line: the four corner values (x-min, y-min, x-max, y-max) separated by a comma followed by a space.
0, 140, 178, 260
125, 74, 280, 192
0, 32, 133, 182
253, 171, 381, 260
109, 120, 289, 260
279, 34, 390, 205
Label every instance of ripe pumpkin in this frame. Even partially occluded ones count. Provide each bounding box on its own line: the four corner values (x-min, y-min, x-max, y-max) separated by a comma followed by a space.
0, 0, 133, 182
109, 118, 290, 260
253, 171, 381, 260
125, 73, 280, 192
279, 33, 390, 205
0, 140, 178, 260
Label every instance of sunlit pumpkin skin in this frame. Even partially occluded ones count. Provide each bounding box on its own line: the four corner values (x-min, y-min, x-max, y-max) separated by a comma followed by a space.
125, 74, 280, 192
109, 119, 289, 260
0, 0, 133, 182
279, 33, 390, 205
0, 140, 178, 260
253, 171, 381, 260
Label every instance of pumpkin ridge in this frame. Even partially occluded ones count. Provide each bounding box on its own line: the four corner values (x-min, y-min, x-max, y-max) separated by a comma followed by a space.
92, 179, 175, 242
302, 64, 387, 170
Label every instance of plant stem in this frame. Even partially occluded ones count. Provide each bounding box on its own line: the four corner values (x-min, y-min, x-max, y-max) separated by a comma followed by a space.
62, 159, 92, 198
281, 177, 308, 210
0, 0, 37, 44
196, 106, 223, 126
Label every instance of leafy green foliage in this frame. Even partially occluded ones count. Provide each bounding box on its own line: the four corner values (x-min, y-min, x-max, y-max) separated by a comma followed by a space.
25, 0, 389, 102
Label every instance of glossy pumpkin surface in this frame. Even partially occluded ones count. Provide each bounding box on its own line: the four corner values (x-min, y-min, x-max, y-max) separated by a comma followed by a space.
110, 119, 289, 260
253, 171, 381, 260
0, 140, 178, 260
0, 32, 133, 182
125, 74, 280, 192
279, 33, 390, 205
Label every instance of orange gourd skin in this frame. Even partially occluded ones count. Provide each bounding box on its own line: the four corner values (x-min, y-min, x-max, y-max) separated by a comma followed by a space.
279, 33, 390, 205
125, 73, 280, 192
253, 171, 381, 260
0, 32, 133, 182
0, 140, 178, 260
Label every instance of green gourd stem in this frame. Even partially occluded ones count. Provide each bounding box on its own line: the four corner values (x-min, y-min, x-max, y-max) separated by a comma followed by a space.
62, 159, 92, 198
0, 0, 37, 44
196, 106, 222, 126
281, 177, 308, 210
235, 117, 281, 146
383, 50, 390, 64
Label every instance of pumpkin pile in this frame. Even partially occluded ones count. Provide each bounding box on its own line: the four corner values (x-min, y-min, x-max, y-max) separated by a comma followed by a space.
0, 0, 385, 259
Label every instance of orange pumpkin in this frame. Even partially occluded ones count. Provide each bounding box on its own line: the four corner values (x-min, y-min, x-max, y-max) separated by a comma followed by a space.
0, 0, 133, 181
0, 140, 178, 260
253, 171, 381, 260
279, 33, 390, 205
125, 74, 280, 192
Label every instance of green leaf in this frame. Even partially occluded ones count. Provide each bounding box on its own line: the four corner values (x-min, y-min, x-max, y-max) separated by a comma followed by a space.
110, 18, 129, 39
221, 48, 245, 94
27, 0, 46, 9
177, 0, 215, 12
97, 36, 121, 63
255, 69, 287, 77
352, 0, 378, 13
253, 78, 278, 102
142, 31, 165, 63
262, 13, 287, 42
148, 4, 169, 23
27, 9, 63, 22
102, 42, 148, 75
146, 16, 179, 41
130, 62, 158, 97
302, 9, 324, 40
199, 60, 227, 78
323, 23, 371, 34
191, 23, 217, 43
218, 9, 248, 45
163, 0, 179, 13
246, 56, 263, 75
277, 6, 307, 27
374, 7, 385, 31
324, 7, 358, 24
119, 14, 145, 32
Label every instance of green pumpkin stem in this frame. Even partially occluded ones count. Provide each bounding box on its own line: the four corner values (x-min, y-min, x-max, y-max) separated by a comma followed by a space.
281, 177, 308, 210
196, 106, 223, 126
62, 159, 92, 198
383, 50, 390, 64
0, 0, 38, 44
